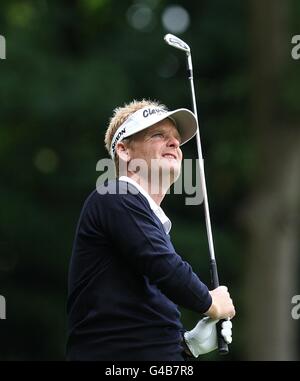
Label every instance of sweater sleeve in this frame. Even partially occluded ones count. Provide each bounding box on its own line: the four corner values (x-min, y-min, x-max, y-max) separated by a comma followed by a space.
94, 190, 212, 315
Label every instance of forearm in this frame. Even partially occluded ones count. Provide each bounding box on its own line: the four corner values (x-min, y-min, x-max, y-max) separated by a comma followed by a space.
150, 258, 212, 314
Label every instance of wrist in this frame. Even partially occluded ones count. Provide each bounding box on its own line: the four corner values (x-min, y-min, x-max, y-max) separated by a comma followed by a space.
182, 335, 194, 358
205, 300, 219, 320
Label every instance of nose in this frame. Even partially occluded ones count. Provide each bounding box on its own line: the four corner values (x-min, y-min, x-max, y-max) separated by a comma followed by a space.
167, 135, 180, 149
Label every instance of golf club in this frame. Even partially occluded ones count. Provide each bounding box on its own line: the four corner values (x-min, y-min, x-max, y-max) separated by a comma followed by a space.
164, 33, 229, 355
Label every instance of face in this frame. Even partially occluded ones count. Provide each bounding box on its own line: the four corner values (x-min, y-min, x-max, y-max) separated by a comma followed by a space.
118, 118, 183, 186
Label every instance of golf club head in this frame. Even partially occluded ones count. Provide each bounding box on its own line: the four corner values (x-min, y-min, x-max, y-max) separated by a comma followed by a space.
164, 34, 190, 53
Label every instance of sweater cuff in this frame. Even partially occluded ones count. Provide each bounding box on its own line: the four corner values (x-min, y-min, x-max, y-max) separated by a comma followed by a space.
195, 289, 212, 314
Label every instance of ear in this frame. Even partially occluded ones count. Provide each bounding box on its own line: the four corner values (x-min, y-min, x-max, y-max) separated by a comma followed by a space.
116, 142, 130, 162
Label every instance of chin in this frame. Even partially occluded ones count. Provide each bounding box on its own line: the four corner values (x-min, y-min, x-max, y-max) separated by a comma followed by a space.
160, 162, 181, 183
149, 158, 181, 186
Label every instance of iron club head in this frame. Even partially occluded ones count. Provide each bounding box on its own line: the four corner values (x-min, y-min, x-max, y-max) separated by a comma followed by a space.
164, 34, 190, 53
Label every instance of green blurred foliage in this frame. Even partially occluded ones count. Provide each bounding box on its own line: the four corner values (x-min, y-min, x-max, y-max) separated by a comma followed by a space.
0, 0, 299, 360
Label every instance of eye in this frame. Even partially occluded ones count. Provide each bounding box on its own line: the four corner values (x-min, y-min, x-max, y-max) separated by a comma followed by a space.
152, 133, 164, 138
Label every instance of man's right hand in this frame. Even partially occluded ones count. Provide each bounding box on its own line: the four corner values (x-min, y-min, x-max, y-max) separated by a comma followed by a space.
205, 286, 235, 320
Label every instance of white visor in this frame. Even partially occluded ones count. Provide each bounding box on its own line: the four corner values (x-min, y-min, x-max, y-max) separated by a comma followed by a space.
110, 106, 198, 157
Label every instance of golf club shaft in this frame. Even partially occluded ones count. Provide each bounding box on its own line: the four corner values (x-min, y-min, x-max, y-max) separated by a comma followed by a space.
186, 51, 229, 355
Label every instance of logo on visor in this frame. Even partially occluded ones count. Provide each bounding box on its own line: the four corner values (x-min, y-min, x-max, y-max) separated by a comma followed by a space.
143, 108, 166, 118
111, 127, 126, 154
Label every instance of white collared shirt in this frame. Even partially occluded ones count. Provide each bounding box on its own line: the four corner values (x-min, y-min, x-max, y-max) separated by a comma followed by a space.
119, 176, 172, 235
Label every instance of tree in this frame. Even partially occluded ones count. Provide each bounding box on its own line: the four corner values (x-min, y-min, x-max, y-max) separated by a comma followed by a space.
242, 0, 300, 360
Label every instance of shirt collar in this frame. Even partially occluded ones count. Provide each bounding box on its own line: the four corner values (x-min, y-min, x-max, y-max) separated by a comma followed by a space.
119, 176, 172, 234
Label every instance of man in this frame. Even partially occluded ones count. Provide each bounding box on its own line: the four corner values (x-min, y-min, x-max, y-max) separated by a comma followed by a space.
66, 99, 235, 361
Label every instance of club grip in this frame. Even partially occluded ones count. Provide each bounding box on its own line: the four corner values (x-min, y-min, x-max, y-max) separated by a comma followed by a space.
210, 259, 229, 355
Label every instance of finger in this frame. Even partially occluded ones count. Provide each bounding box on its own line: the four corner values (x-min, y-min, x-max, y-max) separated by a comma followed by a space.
221, 328, 232, 343
221, 328, 232, 337
222, 320, 232, 329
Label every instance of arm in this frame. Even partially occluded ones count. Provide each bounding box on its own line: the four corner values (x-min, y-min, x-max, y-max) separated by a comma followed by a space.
95, 189, 212, 314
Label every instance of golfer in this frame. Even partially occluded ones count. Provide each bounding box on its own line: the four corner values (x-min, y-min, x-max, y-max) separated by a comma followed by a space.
66, 99, 235, 361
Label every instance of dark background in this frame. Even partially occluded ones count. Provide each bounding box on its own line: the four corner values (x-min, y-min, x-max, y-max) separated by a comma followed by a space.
0, 0, 299, 360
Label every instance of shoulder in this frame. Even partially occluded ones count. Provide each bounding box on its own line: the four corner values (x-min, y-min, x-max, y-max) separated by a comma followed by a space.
96, 179, 138, 197
88, 179, 150, 212
83, 180, 155, 229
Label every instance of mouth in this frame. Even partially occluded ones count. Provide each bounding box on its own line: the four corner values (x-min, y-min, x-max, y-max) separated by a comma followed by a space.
162, 153, 177, 160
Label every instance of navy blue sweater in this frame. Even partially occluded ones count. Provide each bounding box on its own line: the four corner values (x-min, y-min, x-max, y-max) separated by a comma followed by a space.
66, 180, 212, 361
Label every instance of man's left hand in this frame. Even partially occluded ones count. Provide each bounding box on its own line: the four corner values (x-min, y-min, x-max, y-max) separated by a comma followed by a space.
183, 317, 233, 357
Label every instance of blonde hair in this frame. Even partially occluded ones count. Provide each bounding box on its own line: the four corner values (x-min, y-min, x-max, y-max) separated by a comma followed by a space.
104, 99, 168, 175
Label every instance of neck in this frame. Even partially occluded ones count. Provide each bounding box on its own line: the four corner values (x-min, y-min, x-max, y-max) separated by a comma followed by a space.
127, 172, 169, 206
